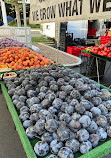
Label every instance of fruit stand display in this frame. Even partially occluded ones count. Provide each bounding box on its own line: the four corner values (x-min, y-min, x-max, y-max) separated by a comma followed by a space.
0, 47, 55, 71
28, 1, 111, 157
86, 43, 111, 61
0, 38, 57, 73
1, 64, 111, 158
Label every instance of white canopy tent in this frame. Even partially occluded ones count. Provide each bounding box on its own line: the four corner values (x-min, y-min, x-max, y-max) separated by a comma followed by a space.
0, 0, 8, 26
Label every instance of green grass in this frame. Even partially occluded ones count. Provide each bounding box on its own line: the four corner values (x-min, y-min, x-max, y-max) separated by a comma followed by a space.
32, 37, 53, 43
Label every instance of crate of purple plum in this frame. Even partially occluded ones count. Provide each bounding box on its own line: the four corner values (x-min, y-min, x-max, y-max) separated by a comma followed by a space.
2, 64, 111, 158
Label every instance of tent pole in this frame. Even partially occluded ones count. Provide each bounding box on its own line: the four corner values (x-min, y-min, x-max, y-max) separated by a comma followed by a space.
23, 0, 28, 47
1, 0, 8, 26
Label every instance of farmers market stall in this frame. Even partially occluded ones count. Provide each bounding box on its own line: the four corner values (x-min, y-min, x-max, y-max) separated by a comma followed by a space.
0, 0, 111, 157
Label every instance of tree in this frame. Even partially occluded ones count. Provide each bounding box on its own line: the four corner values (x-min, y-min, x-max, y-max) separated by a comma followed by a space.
4, 0, 22, 27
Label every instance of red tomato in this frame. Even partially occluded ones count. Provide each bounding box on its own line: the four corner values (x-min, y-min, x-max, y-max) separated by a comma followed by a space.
104, 47, 108, 51
100, 46, 104, 50
101, 52, 107, 56
107, 53, 111, 57
91, 49, 94, 52
98, 51, 102, 55
107, 50, 110, 54
93, 50, 98, 54
95, 47, 99, 51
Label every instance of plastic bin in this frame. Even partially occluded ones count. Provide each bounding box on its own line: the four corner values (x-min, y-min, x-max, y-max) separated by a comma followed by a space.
67, 46, 80, 56
0, 72, 17, 79
67, 46, 73, 55
73, 52, 80, 57
72, 46, 80, 56
100, 36, 111, 45
88, 29, 97, 36
81, 47, 92, 57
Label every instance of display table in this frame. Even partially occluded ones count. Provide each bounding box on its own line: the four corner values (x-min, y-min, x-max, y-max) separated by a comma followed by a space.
1, 74, 111, 158
82, 50, 111, 62
82, 50, 111, 84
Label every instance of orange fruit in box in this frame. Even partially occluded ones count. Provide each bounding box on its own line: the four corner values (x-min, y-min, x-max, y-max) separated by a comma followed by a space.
0, 64, 7, 68
6, 59, 10, 63
10, 57, 14, 62
26, 57, 29, 60
24, 62, 28, 66
3, 60, 6, 63
0, 47, 56, 70
15, 56, 19, 59
18, 59, 22, 63
11, 61, 15, 66
4, 56, 7, 60
29, 61, 33, 66
24, 53, 28, 57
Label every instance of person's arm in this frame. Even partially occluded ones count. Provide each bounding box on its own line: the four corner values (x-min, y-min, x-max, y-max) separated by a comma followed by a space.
110, 22, 111, 29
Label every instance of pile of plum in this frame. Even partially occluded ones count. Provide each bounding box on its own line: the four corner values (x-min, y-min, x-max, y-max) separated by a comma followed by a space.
4, 64, 111, 158
0, 38, 24, 50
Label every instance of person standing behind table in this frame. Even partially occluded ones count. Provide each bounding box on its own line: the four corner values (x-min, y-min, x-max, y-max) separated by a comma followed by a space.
106, 18, 111, 29
105, 28, 109, 36
105, 18, 111, 36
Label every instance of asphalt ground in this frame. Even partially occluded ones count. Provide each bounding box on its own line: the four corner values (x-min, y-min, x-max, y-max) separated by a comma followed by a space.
31, 29, 42, 37
0, 89, 26, 158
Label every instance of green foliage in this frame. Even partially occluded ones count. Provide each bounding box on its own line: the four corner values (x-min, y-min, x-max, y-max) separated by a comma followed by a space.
8, 21, 40, 29
32, 37, 53, 43
5, 0, 23, 11
8, 21, 17, 26
4, 0, 22, 5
